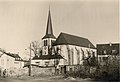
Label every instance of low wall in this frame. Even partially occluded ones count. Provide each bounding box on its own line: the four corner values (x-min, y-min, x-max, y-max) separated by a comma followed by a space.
0, 67, 28, 77
31, 66, 55, 76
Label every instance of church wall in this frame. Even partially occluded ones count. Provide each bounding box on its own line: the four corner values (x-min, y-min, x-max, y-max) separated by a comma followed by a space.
54, 45, 96, 66
31, 66, 55, 76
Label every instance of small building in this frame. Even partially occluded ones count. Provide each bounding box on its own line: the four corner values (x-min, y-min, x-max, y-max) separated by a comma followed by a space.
0, 51, 25, 76
96, 43, 120, 65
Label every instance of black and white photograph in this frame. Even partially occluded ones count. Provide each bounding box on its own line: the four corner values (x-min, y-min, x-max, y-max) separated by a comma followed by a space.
0, 0, 119, 82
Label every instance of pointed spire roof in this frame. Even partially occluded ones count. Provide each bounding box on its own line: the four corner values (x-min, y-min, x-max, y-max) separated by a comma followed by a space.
42, 9, 56, 39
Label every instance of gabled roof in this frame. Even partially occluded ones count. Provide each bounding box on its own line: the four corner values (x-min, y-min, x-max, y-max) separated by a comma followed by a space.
0, 49, 23, 61
6, 53, 23, 61
53, 32, 95, 49
2, 52, 23, 61
42, 9, 56, 39
6, 53, 20, 58
97, 43, 120, 55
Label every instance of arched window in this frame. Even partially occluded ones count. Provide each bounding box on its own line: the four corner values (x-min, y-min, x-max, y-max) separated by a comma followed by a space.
44, 40, 47, 46
71, 49, 74, 65
44, 40, 45, 46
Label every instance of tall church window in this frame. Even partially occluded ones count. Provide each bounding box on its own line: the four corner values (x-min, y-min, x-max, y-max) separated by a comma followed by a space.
71, 49, 74, 65
75, 47, 80, 65
77, 50, 80, 64
44, 40, 47, 46
67, 45, 71, 65
44, 40, 45, 46
81, 48, 85, 60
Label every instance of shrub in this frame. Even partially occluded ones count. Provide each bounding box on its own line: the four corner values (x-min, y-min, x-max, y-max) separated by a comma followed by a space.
94, 56, 119, 81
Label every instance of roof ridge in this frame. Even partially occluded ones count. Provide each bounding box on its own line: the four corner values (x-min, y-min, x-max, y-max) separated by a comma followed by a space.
54, 32, 95, 49
61, 32, 88, 40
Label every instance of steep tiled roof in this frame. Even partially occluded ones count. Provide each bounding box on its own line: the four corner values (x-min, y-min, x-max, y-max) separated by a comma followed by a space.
53, 32, 95, 49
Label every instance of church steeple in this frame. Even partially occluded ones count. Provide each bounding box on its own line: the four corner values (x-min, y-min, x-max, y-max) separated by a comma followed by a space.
42, 9, 56, 55
42, 9, 56, 39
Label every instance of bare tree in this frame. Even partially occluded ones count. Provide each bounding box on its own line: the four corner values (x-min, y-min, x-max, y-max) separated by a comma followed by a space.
29, 41, 42, 57
82, 50, 97, 66
53, 46, 62, 66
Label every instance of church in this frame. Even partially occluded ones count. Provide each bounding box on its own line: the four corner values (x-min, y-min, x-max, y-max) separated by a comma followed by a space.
32, 9, 96, 73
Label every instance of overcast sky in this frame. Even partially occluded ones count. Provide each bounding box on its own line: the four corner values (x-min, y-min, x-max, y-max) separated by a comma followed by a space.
0, 0, 119, 58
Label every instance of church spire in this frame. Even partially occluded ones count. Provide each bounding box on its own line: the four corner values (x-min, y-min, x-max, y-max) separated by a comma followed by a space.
42, 9, 56, 39
46, 9, 53, 35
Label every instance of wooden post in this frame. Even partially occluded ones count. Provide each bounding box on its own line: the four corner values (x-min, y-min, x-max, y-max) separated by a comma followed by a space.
29, 43, 31, 76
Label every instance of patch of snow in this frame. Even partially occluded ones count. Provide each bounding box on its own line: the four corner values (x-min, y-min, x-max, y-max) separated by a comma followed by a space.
84, 78, 92, 81
65, 76, 76, 81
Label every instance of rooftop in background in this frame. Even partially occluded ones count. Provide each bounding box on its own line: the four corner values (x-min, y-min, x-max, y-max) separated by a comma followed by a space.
53, 32, 96, 49
96, 43, 120, 55
0, 49, 23, 61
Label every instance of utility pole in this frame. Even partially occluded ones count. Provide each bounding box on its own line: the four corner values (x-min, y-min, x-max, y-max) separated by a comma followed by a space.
29, 43, 31, 76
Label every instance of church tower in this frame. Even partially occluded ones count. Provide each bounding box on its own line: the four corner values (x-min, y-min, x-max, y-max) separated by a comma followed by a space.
42, 9, 56, 55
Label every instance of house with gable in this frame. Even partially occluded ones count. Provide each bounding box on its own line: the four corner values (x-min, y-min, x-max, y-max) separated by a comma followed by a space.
97, 43, 120, 65
0, 50, 25, 76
